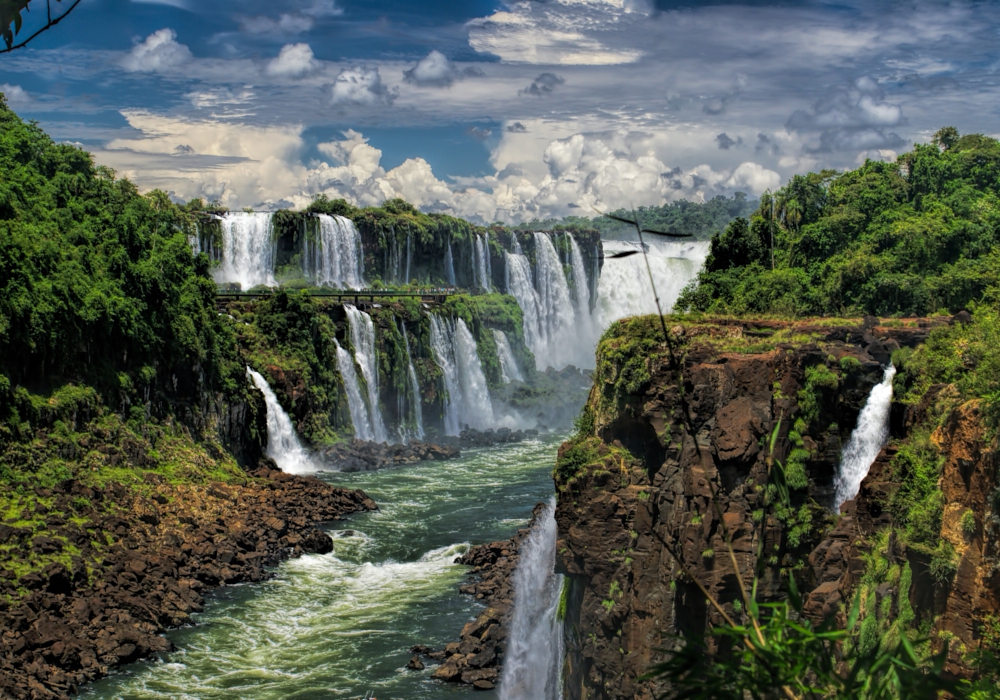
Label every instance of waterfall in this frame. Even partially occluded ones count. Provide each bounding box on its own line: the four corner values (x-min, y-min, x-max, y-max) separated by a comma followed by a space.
305, 215, 365, 289
484, 235, 493, 290
444, 241, 456, 286
345, 305, 388, 444
429, 315, 494, 435
334, 339, 374, 442
405, 228, 412, 285
473, 235, 491, 291
247, 368, 316, 474
504, 251, 541, 361
499, 499, 564, 700
402, 322, 425, 441
594, 239, 710, 327
215, 213, 276, 289
834, 365, 897, 509
493, 329, 524, 383
567, 234, 596, 341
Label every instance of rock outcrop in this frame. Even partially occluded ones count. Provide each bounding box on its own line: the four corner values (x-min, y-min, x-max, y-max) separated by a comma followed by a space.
0, 467, 375, 700
553, 317, 939, 700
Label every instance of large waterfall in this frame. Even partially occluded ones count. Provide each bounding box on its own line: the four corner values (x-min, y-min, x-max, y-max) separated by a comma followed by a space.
345, 305, 388, 444
834, 365, 897, 509
444, 241, 456, 286
333, 339, 374, 441
402, 322, 425, 441
247, 368, 316, 474
216, 213, 276, 289
493, 329, 524, 383
305, 215, 366, 289
499, 499, 565, 700
429, 315, 495, 434
594, 239, 710, 328
474, 235, 492, 291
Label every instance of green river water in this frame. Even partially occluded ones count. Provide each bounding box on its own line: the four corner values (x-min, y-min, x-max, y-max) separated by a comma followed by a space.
83, 434, 565, 700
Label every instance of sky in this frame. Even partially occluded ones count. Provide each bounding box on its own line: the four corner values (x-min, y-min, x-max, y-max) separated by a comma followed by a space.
1, 0, 998, 222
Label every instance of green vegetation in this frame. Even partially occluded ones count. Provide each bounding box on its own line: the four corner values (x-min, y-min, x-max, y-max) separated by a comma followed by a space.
680, 129, 1000, 317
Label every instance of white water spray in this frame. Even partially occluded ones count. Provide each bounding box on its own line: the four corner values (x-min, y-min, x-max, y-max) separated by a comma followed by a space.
345, 305, 388, 444
305, 215, 365, 289
333, 339, 374, 441
216, 213, 276, 289
429, 315, 495, 434
499, 499, 565, 700
594, 239, 709, 328
247, 368, 316, 474
493, 329, 524, 383
834, 365, 896, 509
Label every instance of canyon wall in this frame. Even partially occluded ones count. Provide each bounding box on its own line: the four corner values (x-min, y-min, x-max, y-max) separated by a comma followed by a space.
550, 316, 976, 700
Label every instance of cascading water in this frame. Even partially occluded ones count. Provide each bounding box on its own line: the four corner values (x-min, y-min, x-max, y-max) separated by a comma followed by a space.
567, 234, 596, 342
499, 498, 565, 700
216, 213, 276, 289
334, 339, 374, 442
473, 235, 492, 291
429, 315, 495, 434
594, 239, 710, 327
505, 250, 541, 356
247, 368, 316, 474
305, 215, 366, 289
444, 241, 456, 286
834, 365, 897, 509
493, 329, 524, 383
345, 305, 388, 444
402, 322, 425, 442
405, 228, 412, 285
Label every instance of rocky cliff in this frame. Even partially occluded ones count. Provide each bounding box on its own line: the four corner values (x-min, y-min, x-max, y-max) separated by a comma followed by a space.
552, 316, 958, 699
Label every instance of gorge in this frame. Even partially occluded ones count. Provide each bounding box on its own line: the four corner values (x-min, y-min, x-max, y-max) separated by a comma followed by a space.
3, 93, 1000, 700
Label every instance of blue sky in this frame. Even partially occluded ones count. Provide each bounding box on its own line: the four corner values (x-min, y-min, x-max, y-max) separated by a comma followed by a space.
2, 0, 998, 222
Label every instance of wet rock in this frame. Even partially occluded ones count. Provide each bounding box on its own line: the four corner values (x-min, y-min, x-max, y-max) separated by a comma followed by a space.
317, 439, 460, 472
407, 656, 425, 670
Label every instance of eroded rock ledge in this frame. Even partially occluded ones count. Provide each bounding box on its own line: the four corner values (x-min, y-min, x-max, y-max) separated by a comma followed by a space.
0, 466, 375, 700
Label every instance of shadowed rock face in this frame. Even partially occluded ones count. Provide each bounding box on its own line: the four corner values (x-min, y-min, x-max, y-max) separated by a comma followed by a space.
552, 318, 937, 700
0, 467, 375, 700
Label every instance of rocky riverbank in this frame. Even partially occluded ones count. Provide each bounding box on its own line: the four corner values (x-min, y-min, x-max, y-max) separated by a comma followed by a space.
317, 439, 460, 471
0, 464, 375, 700
410, 503, 545, 691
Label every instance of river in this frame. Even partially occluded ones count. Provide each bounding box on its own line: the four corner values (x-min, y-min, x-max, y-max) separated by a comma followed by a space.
83, 434, 565, 700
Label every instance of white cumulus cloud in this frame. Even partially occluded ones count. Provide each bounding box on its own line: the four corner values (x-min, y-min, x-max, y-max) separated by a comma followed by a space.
121, 29, 192, 73
266, 44, 319, 78
331, 66, 397, 105
1, 84, 30, 106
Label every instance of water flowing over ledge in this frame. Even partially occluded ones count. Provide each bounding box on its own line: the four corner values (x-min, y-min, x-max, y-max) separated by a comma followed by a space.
834, 364, 896, 509
247, 367, 317, 474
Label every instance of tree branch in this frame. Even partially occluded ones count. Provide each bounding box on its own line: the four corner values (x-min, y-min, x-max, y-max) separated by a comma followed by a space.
1, 0, 82, 54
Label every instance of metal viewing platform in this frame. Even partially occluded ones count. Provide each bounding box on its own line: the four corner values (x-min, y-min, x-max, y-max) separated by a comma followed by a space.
215, 289, 456, 304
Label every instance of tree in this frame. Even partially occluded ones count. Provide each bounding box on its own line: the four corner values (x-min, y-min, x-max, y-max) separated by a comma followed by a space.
932, 126, 960, 152
1, 0, 81, 54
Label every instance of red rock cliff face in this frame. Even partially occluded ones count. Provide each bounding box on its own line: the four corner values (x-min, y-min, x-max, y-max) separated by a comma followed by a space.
554, 319, 932, 700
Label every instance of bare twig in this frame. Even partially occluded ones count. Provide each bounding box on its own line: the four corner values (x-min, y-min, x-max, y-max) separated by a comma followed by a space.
1, 0, 84, 54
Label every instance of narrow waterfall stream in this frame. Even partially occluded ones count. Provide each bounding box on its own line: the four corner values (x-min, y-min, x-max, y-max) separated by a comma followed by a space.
334, 339, 374, 441
402, 321, 425, 441
493, 329, 524, 383
834, 365, 897, 509
215, 213, 277, 289
345, 305, 389, 444
247, 368, 316, 474
498, 499, 564, 700
84, 435, 567, 700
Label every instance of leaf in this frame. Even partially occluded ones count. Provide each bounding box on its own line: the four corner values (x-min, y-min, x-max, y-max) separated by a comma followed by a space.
603, 250, 640, 259
847, 590, 862, 631
605, 212, 639, 227
769, 459, 790, 508
769, 416, 782, 455
787, 571, 802, 612
748, 578, 760, 620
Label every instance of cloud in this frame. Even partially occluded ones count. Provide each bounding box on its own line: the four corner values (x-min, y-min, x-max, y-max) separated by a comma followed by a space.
520, 73, 564, 97
187, 87, 254, 109
331, 66, 397, 106
404, 51, 455, 87
725, 161, 781, 194
715, 132, 741, 150
121, 29, 192, 73
266, 43, 319, 77
0, 84, 30, 106
302, 0, 342, 17
755, 133, 780, 156
467, 126, 493, 141
786, 76, 907, 152
131, 0, 190, 9
506, 122, 528, 133
239, 13, 314, 35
